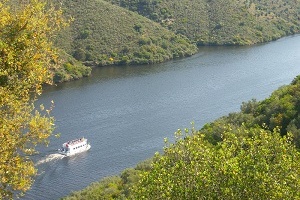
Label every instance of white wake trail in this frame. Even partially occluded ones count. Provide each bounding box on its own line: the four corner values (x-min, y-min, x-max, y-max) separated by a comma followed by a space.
35, 153, 65, 166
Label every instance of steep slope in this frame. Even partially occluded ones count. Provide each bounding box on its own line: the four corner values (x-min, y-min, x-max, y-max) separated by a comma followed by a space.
55, 0, 197, 66
107, 0, 300, 45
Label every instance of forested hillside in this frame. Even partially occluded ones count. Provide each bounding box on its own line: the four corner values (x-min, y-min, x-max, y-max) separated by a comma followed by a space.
55, 0, 197, 66
10, 0, 300, 82
63, 75, 300, 199
8, 0, 197, 83
107, 0, 300, 45
37, 0, 300, 81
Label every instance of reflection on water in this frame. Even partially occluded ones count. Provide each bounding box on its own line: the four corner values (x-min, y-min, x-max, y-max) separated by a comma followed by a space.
24, 35, 300, 200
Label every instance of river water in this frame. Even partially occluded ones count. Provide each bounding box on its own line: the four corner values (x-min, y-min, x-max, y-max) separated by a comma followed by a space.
23, 35, 300, 199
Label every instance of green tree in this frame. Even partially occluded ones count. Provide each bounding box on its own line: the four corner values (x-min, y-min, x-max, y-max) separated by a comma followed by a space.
0, 0, 66, 198
132, 125, 300, 199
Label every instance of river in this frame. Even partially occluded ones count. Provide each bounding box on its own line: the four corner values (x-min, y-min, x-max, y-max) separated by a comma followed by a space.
23, 35, 300, 199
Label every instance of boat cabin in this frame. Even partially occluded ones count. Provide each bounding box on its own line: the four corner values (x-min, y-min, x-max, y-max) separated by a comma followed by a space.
59, 137, 90, 156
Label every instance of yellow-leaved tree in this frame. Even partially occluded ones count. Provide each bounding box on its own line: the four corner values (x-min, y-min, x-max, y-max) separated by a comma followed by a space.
0, 0, 67, 198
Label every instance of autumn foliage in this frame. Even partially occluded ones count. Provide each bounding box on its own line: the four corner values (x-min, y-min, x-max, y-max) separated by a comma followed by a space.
0, 0, 65, 198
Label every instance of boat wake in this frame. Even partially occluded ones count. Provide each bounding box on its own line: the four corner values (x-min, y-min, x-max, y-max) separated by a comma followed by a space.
35, 153, 65, 166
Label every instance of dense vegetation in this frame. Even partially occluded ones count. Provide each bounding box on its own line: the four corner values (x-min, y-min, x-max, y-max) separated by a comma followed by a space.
202, 75, 300, 147
55, 0, 197, 67
132, 127, 300, 199
52, 50, 92, 83
62, 75, 300, 199
107, 0, 300, 45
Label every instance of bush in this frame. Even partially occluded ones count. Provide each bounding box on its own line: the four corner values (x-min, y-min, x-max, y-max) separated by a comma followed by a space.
132, 126, 300, 199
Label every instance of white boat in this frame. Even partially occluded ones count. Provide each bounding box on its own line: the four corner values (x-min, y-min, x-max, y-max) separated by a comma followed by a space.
58, 137, 91, 156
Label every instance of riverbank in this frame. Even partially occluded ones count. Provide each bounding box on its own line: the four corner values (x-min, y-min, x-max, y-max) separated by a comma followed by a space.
53, 33, 300, 84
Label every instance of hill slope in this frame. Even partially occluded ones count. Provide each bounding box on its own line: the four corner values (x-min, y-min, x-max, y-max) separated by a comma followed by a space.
55, 0, 197, 66
106, 0, 300, 45
10, 0, 300, 82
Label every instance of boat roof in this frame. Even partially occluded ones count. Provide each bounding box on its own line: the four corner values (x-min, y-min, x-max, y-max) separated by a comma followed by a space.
63, 138, 87, 146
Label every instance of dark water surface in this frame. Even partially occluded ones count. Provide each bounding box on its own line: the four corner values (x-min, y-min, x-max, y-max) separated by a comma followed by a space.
24, 35, 300, 199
